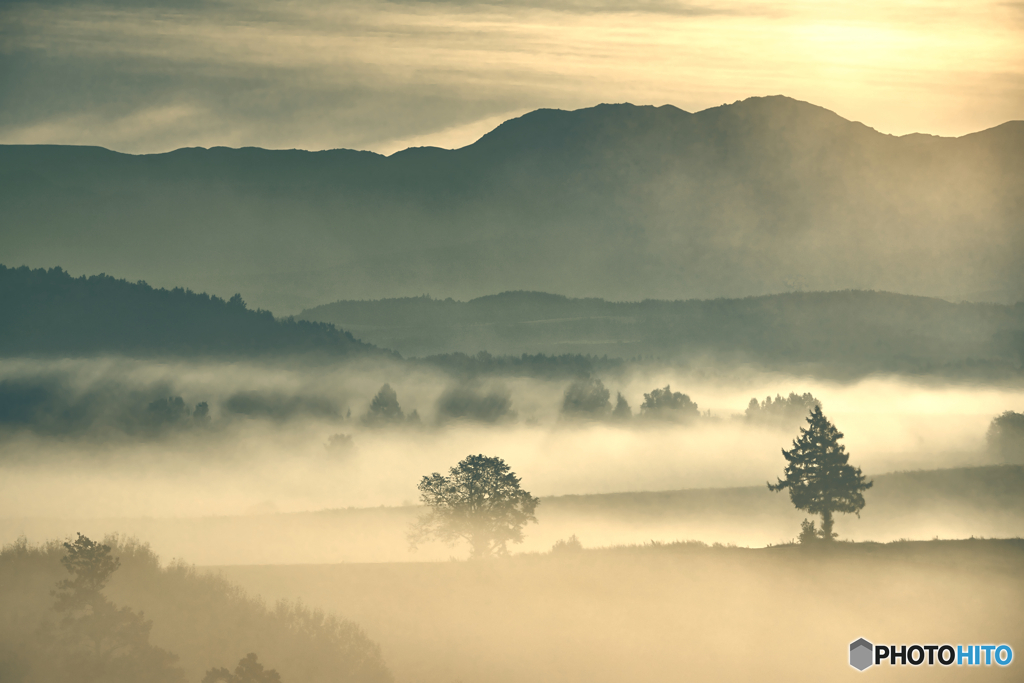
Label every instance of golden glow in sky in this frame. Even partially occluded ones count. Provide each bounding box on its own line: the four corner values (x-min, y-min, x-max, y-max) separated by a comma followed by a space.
0, 0, 1021, 152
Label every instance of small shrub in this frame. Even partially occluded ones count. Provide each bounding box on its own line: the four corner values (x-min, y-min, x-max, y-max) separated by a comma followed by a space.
551, 535, 583, 554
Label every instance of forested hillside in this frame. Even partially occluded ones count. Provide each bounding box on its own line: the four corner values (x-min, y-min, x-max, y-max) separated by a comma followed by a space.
5, 264, 1022, 380
302, 290, 1024, 378
0, 536, 393, 683
0, 265, 377, 357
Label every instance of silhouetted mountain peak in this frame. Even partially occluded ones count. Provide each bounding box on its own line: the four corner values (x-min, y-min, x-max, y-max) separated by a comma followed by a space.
2, 96, 1021, 313
465, 95, 882, 160
469, 102, 691, 153
703, 95, 856, 125
684, 96, 887, 157
387, 145, 452, 159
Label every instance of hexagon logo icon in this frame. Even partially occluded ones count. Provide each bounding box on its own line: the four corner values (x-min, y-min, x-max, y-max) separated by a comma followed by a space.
850, 638, 874, 671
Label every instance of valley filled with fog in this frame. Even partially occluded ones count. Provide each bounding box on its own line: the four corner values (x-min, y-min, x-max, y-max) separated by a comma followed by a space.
1, 356, 1020, 565
2, 20, 1022, 675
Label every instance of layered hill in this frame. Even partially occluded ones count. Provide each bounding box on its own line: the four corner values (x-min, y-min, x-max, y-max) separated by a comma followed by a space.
0, 265, 376, 357
4, 263, 1022, 379
2, 96, 1021, 313
300, 290, 1024, 378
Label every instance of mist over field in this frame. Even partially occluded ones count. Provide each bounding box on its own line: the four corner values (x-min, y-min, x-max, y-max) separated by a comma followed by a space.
3, 197, 1023, 682
2, 1, 1023, 678
1, 356, 1020, 565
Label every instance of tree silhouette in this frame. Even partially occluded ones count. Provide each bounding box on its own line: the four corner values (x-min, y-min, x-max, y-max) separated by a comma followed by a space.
768, 406, 872, 541
551, 534, 583, 554
54, 533, 120, 607
561, 378, 611, 419
409, 455, 539, 559
745, 392, 821, 427
193, 401, 211, 426
435, 385, 515, 424
640, 385, 698, 422
145, 396, 192, 431
203, 653, 282, 683
987, 410, 1024, 463
52, 534, 184, 683
612, 392, 632, 420
362, 384, 404, 426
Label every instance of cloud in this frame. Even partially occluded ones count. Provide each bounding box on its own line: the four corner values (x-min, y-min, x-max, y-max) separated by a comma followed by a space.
1, 0, 1021, 153
1, 0, 555, 151
382, 0, 746, 17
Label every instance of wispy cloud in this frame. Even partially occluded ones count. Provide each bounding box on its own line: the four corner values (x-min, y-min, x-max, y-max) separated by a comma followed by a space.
1, 0, 1021, 152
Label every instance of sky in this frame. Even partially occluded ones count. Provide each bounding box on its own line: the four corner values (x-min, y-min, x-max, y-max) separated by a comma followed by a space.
0, 0, 1022, 154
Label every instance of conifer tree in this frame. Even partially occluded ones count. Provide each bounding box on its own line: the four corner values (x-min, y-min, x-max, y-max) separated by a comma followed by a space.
612, 392, 632, 420
362, 384, 405, 426
768, 406, 872, 541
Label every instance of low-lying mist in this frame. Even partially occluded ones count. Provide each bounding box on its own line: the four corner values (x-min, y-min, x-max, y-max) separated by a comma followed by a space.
1, 356, 1020, 562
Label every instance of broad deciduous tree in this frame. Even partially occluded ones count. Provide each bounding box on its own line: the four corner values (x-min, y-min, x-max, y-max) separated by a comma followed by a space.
640, 385, 698, 421
409, 455, 539, 559
561, 378, 611, 419
987, 410, 1024, 463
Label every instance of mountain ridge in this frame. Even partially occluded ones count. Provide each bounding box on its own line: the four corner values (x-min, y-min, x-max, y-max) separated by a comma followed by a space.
298, 288, 1024, 378
9, 97, 1021, 159
2, 95, 1021, 313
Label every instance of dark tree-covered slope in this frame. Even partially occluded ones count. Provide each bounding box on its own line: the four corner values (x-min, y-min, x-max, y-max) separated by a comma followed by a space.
0, 265, 378, 357
0, 536, 394, 683
301, 290, 1024, 378
2, 96, 1021, 313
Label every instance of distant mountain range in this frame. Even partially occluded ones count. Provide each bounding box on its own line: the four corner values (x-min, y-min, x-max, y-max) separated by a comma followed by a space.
300, 290, 1024, 379
2, 96, 1022, 313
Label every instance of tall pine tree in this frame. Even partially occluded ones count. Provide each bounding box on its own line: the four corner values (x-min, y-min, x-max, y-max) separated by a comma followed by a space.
768, 406, 872, 541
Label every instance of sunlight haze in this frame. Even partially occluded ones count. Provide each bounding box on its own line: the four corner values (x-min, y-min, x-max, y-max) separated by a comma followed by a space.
1, 0, 1021, 153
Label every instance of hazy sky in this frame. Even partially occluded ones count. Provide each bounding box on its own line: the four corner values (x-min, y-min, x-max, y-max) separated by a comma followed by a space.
1, 0, 1021, 154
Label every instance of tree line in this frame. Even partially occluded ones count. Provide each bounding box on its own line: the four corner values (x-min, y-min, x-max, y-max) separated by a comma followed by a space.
5, 265, 1023, 385
4, 369, 1020, 469
350, 381, 824, 431
302, 291, 1024, 381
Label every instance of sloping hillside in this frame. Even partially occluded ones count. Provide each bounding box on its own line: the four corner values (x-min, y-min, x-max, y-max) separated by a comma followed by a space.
0, 265, 378, 357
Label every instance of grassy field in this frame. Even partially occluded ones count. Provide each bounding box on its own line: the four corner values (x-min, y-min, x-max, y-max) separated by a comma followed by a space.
213, 539, 1024, 683
3, 465, 1021, 564
3, 466, 1021, 681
